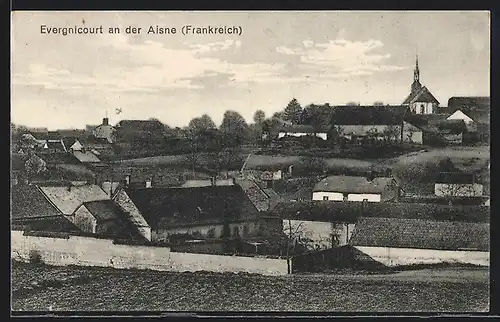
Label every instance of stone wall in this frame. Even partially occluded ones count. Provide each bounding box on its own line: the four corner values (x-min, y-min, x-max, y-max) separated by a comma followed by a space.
11, 230, 288, 276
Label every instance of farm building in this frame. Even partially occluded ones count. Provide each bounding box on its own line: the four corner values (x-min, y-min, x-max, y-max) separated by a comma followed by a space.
11, 185, 80, 233
329, 105, 422, 144
72, 200, 144, 239
434, 172, 484, 197
402, 55, 440, 114
349, 217, 489, 267
92, 117, 116, 143
277, 124, 330, 140
312, 175, 400, 202
123, 185, 268, 243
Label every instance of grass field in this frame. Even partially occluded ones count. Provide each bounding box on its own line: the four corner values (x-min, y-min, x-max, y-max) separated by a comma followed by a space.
11, 262, 489, 312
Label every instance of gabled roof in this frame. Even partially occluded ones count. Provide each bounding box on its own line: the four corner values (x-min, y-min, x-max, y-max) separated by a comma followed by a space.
38, 184, 109, 215
330, 106, 408, 126
11, 185, 62, 220
435, 172, 477, 184
313, 176, 395, 194
81, 200, 126, 222
37, 152, 81, 165
350, 217, 489, 251
72, 150, 101, 163
125, 185, 260, 229
235, 178, 270, 212
403, 86, 440, 105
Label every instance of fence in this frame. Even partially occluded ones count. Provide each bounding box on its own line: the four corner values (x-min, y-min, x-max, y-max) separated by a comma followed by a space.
11, 230, 288, 276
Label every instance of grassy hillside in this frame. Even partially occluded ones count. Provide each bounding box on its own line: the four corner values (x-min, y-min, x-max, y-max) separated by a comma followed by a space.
12, 262, 488, 312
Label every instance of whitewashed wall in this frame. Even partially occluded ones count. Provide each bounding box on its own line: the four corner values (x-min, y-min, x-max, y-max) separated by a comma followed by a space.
312, 192, 344, 201
434, 183, 484, 197
278, 132, 327, 140
283, 220, 355, 249
411, 102, 435, 114
354, 246, 489, 267
11, 231, 288, 276
348, 193, 381, 202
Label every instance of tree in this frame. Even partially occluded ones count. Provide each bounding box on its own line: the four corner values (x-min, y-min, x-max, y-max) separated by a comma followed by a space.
24, 154, 47, 183
253, 110, 266, 125
302, 104, 326, 146
346, 101, 360, 106
279, 219, 313, 273
299, 155, 326, 175
219, 110, 250, 145
373, 101, 385, 106
382, 125, 401, 144
187, 114, 217, 135
283, 98, 303, 124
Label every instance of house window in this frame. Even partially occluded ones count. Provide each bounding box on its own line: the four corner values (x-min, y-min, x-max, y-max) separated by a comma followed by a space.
363, 198, 368, 202
323, 196, 329, 201
420, 105, 425, 114
233, 226, 240, 237
343, 194, 348, 201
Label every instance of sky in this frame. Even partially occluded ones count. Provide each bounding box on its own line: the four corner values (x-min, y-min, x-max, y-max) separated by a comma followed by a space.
11, 11, 490, 130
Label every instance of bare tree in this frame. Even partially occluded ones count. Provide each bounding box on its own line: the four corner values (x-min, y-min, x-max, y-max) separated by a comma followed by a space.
281, 219, 314, 273
382, 125, 401, 144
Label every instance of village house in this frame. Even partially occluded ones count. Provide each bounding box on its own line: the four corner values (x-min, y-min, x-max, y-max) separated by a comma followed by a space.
92, 117, 116, 143
434, 172, 484, 197
402, 55, 440, 114
72, 200, 144, 240
123, 185, 265, 243
329, 105, 423, 144
63, 138, 85, 152
11, 185, 80, 233
277, 124, 330, 141
349, 217, 489, 267
312, 175, 400, 202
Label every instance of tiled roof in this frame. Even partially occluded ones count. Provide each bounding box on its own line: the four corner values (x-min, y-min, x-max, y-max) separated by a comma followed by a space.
350, 217, 489, 251
313, 176, 395, 194
11, 215, 80, 232
447, 96, 490, 111
37, 152, 81, 165
38, 184, 109, 215
330, 106, 408, 126
402, 86, 440, 105
235, 178, 270, 211
435, 172, 476, 184
11, 185, 62, 220
125, 185, 260, 229
73, 150, 101, 163
279, 124, 330, 134
82, 200, 126, 222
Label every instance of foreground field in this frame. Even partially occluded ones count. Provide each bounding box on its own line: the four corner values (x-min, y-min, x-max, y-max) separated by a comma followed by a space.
11, 262, 489, 312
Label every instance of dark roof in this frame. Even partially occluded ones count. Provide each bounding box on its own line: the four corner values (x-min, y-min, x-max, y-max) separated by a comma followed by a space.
447, 96, 490, 111
402, 86, 440, 105
435, 119, 468, 134
267, 201, 490, 223
11, 153, 28, 171
11, 215, 80, 233
125, 185, 260, 229
435, 172, 476, 184
279, 124, 330, 133
350, 217, 489, 251
82, 200, 127, 222
116, 120, 165, 131
11, 185, 62, 220
313, 176, 395, 194
330, 106, 408, 125
37, 152, 81, 165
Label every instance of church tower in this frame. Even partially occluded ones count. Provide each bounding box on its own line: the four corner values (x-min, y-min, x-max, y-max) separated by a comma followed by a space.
402, 54, 440, 114
411, 55, 422, 94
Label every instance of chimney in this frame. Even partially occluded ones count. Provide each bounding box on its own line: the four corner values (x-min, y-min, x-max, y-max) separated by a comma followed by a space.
125, 175, 130, 186
145, 179, 152, 188
103, 118, 109, 126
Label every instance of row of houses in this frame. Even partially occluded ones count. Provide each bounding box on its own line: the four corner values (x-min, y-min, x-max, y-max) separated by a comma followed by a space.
274, 98, 489, 145
11, 178, 489, 268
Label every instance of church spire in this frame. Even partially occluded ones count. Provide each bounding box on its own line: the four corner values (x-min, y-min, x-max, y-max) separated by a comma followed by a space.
414, 54, 420, 83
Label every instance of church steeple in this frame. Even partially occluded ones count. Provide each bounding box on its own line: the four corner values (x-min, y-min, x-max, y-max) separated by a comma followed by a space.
411, 53, 422, 93
414, 54, 420, 83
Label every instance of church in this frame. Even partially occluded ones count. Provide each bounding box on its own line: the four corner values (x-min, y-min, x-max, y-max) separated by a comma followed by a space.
402, 56, 440, 114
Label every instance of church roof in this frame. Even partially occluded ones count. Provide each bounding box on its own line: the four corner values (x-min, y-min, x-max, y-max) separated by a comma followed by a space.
403, 86, 440, 105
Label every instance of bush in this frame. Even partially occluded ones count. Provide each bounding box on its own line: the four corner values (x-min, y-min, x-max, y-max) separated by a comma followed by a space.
28, 250, 42, 264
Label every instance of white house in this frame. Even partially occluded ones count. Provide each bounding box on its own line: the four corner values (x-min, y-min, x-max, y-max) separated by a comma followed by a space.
446, 110, 477, 132
312, 175, 400, 203
349, 217, 489, 267
278, 125, 329, 140
434, 172, 483, 197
